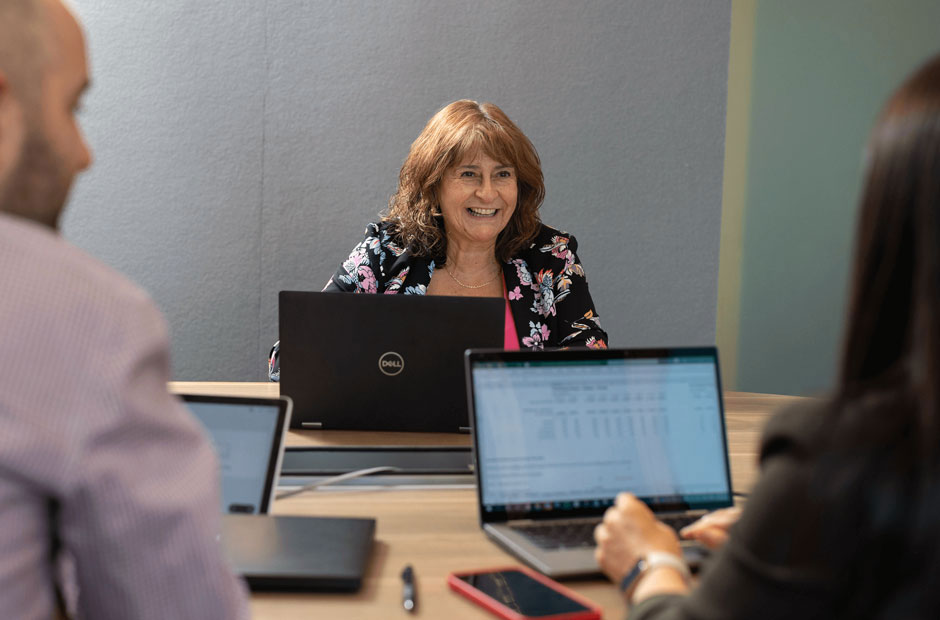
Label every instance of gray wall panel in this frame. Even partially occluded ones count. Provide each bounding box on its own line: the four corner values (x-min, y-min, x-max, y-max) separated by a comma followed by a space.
62, 1, 730, 380
259, 0, 732, 368
66, 0, 267, 380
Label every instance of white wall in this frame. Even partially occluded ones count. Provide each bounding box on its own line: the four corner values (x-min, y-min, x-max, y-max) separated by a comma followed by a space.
65, 0, 732, 380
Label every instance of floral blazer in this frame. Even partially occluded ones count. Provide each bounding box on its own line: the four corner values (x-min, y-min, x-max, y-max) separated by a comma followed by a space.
324, 221, 609, 350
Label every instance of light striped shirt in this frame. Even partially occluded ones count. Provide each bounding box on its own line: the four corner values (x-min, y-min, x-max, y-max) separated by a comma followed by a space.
0, 213, 250, 619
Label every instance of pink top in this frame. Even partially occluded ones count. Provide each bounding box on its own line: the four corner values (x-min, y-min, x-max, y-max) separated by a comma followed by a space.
503, 277, 520, 350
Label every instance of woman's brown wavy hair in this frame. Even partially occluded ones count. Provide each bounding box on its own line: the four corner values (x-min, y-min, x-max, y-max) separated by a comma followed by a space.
383, 100, 545, 262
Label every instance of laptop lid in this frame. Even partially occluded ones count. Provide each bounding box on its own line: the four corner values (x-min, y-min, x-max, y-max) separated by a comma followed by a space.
220, 514, 376, 592
466, 347, 733, 526
180, 394, 291, 514
279, 291, 503, 432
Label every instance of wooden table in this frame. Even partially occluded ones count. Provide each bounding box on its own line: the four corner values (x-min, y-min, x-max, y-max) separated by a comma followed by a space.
170, 382, 805, 619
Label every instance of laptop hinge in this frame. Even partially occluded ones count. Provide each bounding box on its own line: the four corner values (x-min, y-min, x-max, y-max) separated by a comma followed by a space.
301, 422, 323, 429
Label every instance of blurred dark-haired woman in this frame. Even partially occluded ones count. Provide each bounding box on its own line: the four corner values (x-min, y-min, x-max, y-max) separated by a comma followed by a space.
595, 52, 940, 619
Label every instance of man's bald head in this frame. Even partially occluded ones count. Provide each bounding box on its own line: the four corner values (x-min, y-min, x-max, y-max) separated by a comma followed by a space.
0, 0, 92, 228
0, 0, 48, 107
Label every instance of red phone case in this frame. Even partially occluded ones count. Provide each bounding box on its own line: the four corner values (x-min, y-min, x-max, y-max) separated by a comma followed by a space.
447, 565, 602, 620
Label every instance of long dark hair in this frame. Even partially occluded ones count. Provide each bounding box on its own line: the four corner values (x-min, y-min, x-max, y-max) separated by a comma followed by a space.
839, 54, 940, 447
825, 53, 940, 618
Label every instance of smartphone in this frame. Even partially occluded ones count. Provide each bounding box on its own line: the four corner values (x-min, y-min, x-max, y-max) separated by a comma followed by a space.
448, 566, 602, 620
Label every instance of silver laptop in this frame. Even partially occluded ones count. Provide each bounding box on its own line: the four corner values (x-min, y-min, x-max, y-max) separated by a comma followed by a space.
180, 394, 376, 591
465, 347, 733, 578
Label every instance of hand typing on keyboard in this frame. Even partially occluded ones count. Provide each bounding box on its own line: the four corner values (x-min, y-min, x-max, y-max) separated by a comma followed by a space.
593, 494, 683, 587
678, 507, 742, 550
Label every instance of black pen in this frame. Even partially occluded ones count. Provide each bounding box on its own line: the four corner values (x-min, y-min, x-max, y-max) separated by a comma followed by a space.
401, 564, 417, 612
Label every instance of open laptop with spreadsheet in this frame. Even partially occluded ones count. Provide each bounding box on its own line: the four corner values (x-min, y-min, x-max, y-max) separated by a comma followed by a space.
465, 347, 733, 578
181, 394, 376, 591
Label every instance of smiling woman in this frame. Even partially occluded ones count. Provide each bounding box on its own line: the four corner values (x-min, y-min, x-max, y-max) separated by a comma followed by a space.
322, 100, 609, 352
267, 101, 607, 380
383, 100, 543, 267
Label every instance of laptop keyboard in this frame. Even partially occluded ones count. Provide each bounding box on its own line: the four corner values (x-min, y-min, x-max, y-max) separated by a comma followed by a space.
511, 514, 701, 551
511, 521, 599, 550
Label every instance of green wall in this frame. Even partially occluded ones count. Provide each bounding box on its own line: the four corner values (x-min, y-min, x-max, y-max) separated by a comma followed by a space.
733, 0, 940, 396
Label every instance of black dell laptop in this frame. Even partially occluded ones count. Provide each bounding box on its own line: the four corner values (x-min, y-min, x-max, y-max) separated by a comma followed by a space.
278, 291, 503, 432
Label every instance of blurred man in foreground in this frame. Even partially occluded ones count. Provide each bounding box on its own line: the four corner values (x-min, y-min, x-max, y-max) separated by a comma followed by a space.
0, 1, 249, 617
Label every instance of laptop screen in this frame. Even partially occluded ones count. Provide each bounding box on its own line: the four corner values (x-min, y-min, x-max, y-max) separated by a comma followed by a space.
182, 395, 289, 515
468, 348, 732, 521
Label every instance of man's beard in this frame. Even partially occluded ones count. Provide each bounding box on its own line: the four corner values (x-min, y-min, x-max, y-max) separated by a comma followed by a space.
0, 126, 71, 230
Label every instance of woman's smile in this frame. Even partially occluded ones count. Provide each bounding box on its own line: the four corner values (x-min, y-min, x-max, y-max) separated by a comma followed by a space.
438, 152, 518, 247
467, 207, 498, 217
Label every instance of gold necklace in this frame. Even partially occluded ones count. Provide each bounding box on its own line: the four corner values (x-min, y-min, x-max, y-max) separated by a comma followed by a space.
445, 264, 501, 289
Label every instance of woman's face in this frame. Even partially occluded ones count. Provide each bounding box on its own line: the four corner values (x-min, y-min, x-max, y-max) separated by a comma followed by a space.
437, 152, 517, 251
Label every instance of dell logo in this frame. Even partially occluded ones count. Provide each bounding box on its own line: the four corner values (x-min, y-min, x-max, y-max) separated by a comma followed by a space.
378, 351, 404, 376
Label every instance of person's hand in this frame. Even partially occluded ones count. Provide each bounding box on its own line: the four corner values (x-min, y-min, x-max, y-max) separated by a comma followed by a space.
594, 493, 681, 585
679, 506, 741, 550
